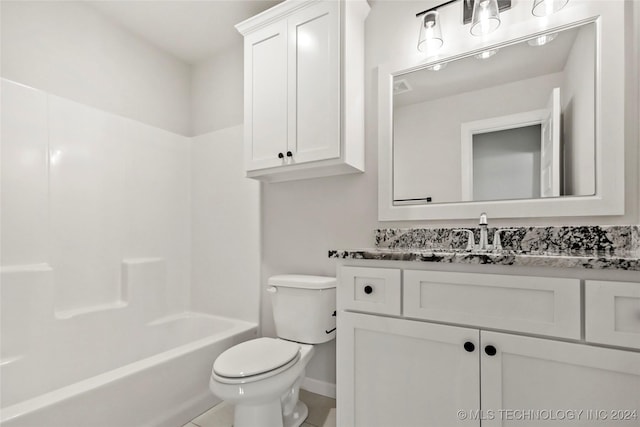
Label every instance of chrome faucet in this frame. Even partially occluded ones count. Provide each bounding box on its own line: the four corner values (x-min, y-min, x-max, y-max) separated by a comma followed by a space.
478, 212, 489, 251
452, 214, 519, 252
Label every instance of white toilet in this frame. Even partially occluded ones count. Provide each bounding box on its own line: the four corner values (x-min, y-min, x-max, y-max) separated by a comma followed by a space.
209, 275, 337, 427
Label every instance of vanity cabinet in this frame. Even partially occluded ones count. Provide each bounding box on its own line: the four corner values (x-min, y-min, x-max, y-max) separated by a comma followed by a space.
337, 266, 640, 427
339, 312, 480, 427
480, 331, 640, 427
236, 0, 368, 182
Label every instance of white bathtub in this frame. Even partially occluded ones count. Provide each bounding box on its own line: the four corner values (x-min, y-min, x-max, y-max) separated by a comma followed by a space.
0, 311, 257, 427
0, 261, 257, 427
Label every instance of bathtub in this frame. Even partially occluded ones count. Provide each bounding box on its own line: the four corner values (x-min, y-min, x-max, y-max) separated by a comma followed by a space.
0, 311, 257, 427
0, 263, 258, 427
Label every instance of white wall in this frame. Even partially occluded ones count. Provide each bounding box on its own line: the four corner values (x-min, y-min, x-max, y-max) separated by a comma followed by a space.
190, 42, 244, 136
188, 47, 261, 327
2, 0, 261, 326
190, 125, 260, 324
1, 1, 191, 136
1, 79, 191, 313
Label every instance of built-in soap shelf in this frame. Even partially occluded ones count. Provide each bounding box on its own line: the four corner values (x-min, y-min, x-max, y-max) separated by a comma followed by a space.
0, 258, 169, 361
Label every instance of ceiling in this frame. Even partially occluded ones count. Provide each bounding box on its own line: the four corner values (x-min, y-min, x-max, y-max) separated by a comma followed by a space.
87, 0, 282, 64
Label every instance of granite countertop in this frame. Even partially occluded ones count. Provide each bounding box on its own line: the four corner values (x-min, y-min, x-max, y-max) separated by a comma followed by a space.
329, 248, 640, 271
329, 226, 640, 271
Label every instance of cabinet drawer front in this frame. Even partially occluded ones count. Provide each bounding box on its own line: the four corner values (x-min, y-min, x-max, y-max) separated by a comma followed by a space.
404, 270, 581, 339
338, 266, 401, 315
586, 280, 640, 349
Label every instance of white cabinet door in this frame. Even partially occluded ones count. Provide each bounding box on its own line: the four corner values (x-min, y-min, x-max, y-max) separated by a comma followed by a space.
337, 312, 480, 427
287, 1, 340, 165
481, 331, 640, 426
244, 20, 288, 171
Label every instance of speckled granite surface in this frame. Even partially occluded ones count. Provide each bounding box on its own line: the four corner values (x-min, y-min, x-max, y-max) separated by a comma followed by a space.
375, 226, 639, 255
330, 225, 640, 271
329, 248, 640, 271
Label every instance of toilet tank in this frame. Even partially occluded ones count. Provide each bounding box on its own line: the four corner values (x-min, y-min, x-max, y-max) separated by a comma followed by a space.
268, 275, 337, 344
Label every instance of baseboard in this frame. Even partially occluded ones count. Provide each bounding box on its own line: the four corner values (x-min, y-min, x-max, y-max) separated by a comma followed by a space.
302, 377, 336, 399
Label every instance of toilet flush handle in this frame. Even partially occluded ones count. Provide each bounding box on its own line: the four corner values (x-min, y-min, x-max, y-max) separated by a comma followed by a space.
266, 286, 278, 293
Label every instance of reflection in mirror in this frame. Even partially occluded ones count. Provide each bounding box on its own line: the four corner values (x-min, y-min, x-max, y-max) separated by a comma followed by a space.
392, 22, 595, 205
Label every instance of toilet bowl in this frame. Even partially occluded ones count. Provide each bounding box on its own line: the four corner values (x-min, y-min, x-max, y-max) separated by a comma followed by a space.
209, 275, 336, 427
210, 338, 315, 427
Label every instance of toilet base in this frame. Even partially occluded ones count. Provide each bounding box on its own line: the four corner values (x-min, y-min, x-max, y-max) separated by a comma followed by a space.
284, 401, 308, 427
233, 400, 308, 427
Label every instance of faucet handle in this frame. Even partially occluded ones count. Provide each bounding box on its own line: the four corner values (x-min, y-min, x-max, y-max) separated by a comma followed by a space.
452, 229, 475, 251
493, 229, 519, 251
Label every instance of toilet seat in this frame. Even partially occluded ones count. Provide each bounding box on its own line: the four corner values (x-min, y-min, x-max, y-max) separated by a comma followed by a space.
213, 338, 301, 384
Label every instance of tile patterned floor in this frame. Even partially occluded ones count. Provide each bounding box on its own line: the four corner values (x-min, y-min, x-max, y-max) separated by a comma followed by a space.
183, 390, 336, 427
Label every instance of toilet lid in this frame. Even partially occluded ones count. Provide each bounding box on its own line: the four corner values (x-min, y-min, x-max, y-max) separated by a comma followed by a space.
213, 337, 300, 378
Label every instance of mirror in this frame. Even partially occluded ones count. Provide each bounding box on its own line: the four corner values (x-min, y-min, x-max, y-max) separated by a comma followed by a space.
378, 1, 626, 221
392, 22, 595, 205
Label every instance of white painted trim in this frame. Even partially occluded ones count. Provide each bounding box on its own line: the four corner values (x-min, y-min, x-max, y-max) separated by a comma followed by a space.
378, 0, 626, 220
460, 109, 546, 201
235, 0, 323, 36
302, 377, 336, 399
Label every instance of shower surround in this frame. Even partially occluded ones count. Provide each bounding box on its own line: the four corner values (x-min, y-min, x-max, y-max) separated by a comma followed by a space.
0, 79, 257, 426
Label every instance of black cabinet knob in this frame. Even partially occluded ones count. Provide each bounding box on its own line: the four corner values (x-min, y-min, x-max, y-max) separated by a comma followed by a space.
463, 341, 475, 352
278, 152, 284, 159
364, 285, 373, 294
485, 345, 497, 356
286, 151, 293, 157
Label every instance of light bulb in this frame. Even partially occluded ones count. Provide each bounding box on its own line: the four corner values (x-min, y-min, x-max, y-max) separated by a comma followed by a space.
471, 0, 501, 36
417, 11, 443, 52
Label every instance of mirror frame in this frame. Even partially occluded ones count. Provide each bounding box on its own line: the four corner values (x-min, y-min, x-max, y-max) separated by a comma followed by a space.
378, 0, 625, 221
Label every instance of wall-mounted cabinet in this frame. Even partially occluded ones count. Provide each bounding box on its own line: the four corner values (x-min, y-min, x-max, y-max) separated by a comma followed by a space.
236, 0, 369, 183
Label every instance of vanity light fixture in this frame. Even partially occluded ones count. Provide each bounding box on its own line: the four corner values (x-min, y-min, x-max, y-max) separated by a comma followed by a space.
532, 0, 569, 17
470, 0, 501, 36
527, 32, 558, 46
416, 0, 512, 53
417, 10, 444, 52
475, 49, 498, 59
